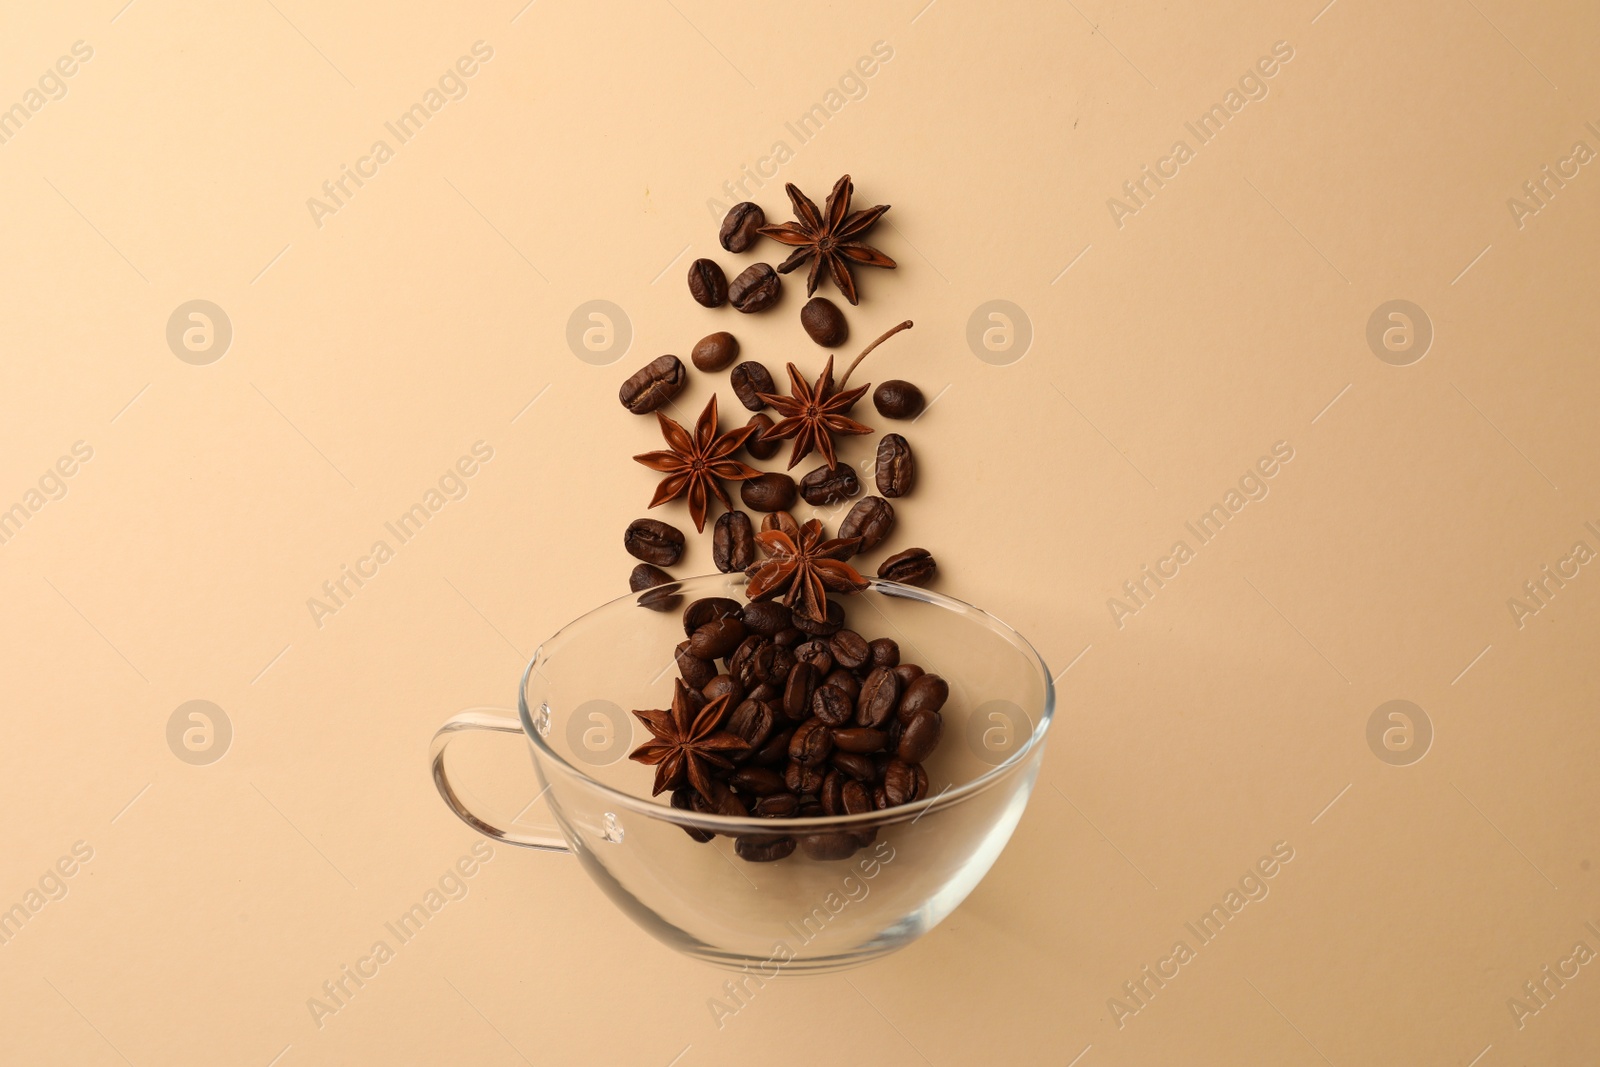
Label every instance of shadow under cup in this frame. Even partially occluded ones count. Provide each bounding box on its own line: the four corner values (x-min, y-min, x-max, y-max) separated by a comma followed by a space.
431, 574, 1055, 973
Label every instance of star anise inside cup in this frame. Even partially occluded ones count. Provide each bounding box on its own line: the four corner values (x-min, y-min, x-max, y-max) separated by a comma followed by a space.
634, 395, 761, 532
628, 680, 744, 797
745, 518, 869, 622
757, 175, 896, 305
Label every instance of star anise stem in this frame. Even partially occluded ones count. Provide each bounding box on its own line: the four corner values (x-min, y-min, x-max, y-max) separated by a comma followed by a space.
835, 319, 914, 392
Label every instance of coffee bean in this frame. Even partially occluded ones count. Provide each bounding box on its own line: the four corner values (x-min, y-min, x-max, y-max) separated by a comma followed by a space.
682, 596, 742, 637
869, 638, 900, 669
741, 472, 796, 512
729, 263, 782, 313
793, 641, 834, 676
712, 510, 755, 573
671, 788, 716, 843
688, 258, 727, 307
624, 517, 685, 566
748, 681, 781, 703
727, 700, 777, 753
691, 331, 739, 372
703, 674, 743, 705
773, 626, 804, 648
892, 663, 924, 688
791, 599, 844, 636
800, 463, 859, 506
741, 600, 791, 636
618, 355, 687, 414
785, 759, 825, 795
719, 202, 765, 253
730, 764, 785, 796
782, 661, 819, 720
629, 564, 679, 611
753, 793, 800, 817
843, 779, 873, 815
830, 752, 877, 782
744, 413, 781, 460
823, 669, 861, 704
697, 777, 749, 819
856, 667, 901, 728
754, 728, 792, 767
873, 380, 925, 419
878, 547, 937, 587
872, 785, 890, 810
735, 835, 796, 862
899, 673, 949, 720
761, 510, 800, 542
689, 615, 746, 659
875, 434, 916, 498
798, 832, 860, 861
829, 630, 871, 670
729, 635, 764, 688
882, 759, 927, 806
789, 717, 833, 765
897, 709, 942, 763
800, 296, 848, 347
675, 640, 716, 689
811, 686, 854, 726
820, 770, 846, 815
839, 496, 895, 553
730, 361, 776, 411
832, 727, 888, 754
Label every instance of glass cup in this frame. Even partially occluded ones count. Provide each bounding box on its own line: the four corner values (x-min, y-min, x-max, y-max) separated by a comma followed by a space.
430, 573, 1054, 973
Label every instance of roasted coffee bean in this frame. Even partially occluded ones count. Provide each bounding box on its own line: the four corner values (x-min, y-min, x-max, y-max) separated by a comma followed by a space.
789, 717, 834, 765
772, 626, 804, 648
761, 646, 793, 686
729, 635, 764, 687
820, 770, 846, 815
782, 661, 819, 720
682, 596, 742, 637
878, 547, 937, 587
619, 355, 688, 414
712, 510, 755, 573
856, 667, 901, 728
748, 682, 780, 703
729, 263, 781, 313
730, 361, 776, 411
872, 785, 890, 810
624, 517, 685, 566
719, 201, 765, 253
897, 709, 942, 763
882, 759, 928, 806
688, 258, 727, 307
800, 296, 848, 347
843, 779, 873, 815
785, 759, 825, 795
676, 640, 717, 689
730, 765, 786, 796
811, 686, 854, 726
839, 496, 895, 552
875, 434, 916, 498
741, 472, 797, 512
891, 663, 924, 689
697, 779, 749, 819
869, 638, 900, 669
744, 413, 781, 460
741, 600, 791, 637
873, 379, 925, 419
791, 599, 845, 636
761, 510, 801, 542
691, 331, 740, 372
629, 564, 678, 610
822, 669, 861, 705
753, 793, 801, 818
800, 463, 859, 506
727, 700, 777, 752
832, 728, 888, 755
689, 615, 746, 659
735, 834, 796, 862
793, 640, 834, 676
754, 728, 792, 767
671, 788, 716, 843
885, 718, 903, 753
831, 751, 877, 782
799, 832, 860, 861
829, 630, 871, 671
899, 674, 949, 720
703, 674, 743, 705
746, 644, 780, 688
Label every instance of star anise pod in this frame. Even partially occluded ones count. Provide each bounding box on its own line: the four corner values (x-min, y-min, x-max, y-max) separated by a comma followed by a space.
628, 680, 745, 797
634, 395, 761, 532
757, 356, 873, 470
756, 174, 896, 305
745, 518, 869, 622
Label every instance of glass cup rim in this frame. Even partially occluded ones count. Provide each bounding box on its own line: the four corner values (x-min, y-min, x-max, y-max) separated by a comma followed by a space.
517, 574, 1056, 834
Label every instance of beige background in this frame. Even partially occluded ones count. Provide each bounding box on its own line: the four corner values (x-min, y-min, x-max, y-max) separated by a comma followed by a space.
2, 0, 1598, 1063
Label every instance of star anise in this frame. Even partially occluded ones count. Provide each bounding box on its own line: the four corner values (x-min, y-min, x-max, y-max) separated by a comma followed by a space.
757, 356, 873, 470
634, 395, 761, 532
757, 175, 896, 305
745, 518, 869, 622
628, 680, 745, 797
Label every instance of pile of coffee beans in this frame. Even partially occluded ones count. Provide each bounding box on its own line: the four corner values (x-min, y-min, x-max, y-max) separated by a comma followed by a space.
669, 594, 946, 862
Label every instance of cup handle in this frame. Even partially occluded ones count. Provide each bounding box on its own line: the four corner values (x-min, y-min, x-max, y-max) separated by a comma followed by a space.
430, 710, 571, 852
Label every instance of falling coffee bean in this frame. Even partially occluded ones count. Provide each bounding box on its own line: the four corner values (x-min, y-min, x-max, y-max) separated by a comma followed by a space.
839, 496, 895, 552
628, 563, 678, 611
873, 380, 925, 420
729, 263, 782, 313
800, 297, 848, 347
741, 472, 797, 512
691, 331, 740, 372
744, 413, 780, 460
712, 510, 755, 573
623, 517, 685, 566
878, 547, 936, 586
799, 463, 859, 506
875, 434, 916, 498
687, 258, 727, 308
730, 361, 776, 411
719, 202, 765, 253
618, 355, 687, 414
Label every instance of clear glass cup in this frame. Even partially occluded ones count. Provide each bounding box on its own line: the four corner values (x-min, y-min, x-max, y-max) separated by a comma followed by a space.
430, 573, 1054, 973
